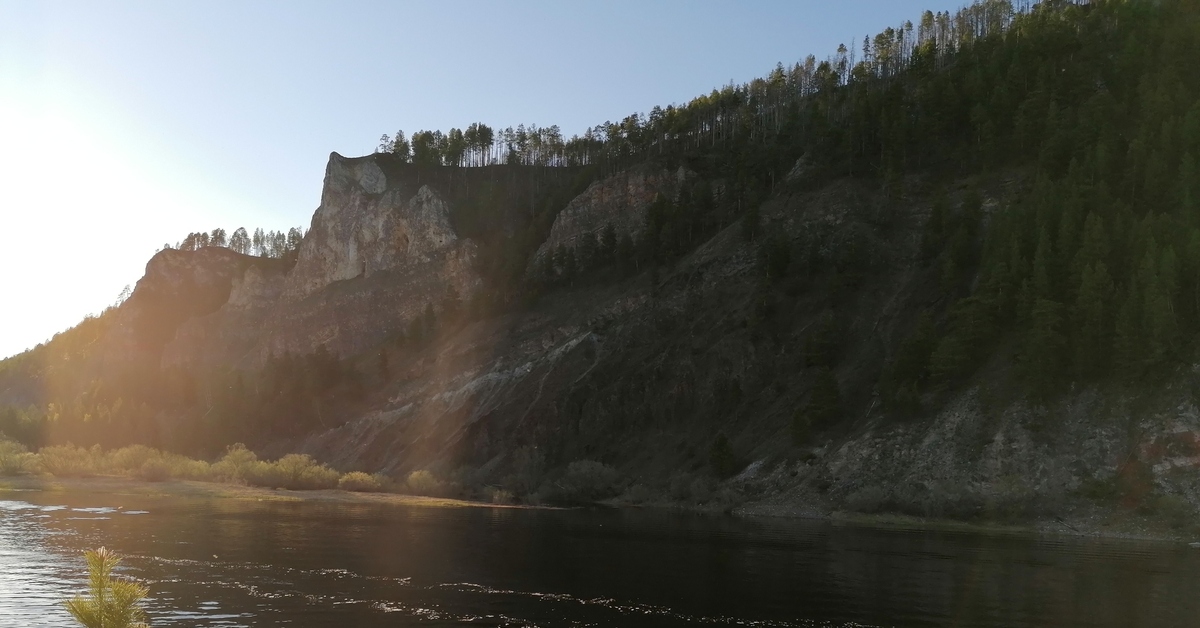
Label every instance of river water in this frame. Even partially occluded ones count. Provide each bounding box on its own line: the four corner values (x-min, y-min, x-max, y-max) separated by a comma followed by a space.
2, 489, 1199, 627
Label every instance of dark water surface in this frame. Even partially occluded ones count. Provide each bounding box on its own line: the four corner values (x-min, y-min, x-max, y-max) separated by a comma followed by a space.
2, 490, 1199, 627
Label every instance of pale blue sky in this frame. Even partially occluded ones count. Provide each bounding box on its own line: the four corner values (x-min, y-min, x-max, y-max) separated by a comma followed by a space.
0, 0, 964, 359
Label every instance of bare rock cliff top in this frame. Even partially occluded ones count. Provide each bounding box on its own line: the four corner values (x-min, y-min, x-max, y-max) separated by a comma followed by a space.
284, 152, 460, 301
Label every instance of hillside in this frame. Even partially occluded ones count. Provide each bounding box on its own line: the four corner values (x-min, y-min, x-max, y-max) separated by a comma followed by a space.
3, 0, 1200, 527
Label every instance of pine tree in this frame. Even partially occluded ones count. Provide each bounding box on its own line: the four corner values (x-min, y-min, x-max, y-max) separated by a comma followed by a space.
1023, 298, 1067, 393
1179, 152, 1197, 216
1141, 248, 1179, 368
1112, 278, 1144, 377
1070, 212, 1109, 289
1031, 226, 1054, 302
1072, 262, 1113, 378
64, 548, 149, 628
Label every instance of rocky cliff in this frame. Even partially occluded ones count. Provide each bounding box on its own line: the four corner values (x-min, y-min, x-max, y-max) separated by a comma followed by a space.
284, 153, 464, 300
531, 167, 683, 264
115, 152, 482, 370
9, 157, 1200, 533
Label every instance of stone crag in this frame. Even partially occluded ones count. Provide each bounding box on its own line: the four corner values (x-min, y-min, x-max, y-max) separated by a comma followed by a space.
129, 152, 482, 370
531, 167, 685, 266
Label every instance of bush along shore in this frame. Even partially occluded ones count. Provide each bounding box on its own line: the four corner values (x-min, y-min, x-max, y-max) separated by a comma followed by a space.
0, 438, 434, 496
0, 437, 624, 505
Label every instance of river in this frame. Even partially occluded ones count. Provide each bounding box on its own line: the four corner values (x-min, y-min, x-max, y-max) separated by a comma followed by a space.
1, 489, 1199, 627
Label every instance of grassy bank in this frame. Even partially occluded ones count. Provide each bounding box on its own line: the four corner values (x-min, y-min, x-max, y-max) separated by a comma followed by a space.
0, 474, 529, 510
0, 438, 503, 502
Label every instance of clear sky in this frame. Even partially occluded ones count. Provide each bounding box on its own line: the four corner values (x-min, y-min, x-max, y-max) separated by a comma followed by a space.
0, 0, 964, 360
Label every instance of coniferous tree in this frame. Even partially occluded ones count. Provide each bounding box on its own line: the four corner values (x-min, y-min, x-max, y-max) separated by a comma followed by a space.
1023, 298, 1066, 393
1072, 261, 1114, 379
391, 130, 411, 163
1112, 278, 1144, 377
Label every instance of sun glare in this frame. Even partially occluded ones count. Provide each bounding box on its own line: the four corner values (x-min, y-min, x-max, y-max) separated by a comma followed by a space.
0, 101, 213, 358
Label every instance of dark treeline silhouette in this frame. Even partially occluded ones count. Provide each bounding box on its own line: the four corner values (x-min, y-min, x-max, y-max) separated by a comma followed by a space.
166, 226, 306, 259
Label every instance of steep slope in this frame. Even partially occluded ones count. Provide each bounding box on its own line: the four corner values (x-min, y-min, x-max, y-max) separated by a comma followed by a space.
4, 0, 1200, 529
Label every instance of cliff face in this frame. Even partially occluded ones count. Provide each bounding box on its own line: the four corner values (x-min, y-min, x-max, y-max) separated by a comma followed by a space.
102, 247, 269, 369
284, 153, 462, 300
146, 152, 481, 368
532, 167, 681, 264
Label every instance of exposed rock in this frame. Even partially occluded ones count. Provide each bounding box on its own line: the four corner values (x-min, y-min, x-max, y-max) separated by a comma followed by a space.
532, 167, 680, 264
785, 153, 815, 182
284, 152, 460, 300
150, 152, 480, 367
108, 247, 263, 357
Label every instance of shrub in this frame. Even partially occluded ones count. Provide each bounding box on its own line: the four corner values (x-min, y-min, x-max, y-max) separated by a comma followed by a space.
39, 444, 103, 478
406, 470, 442, 496
0, 438, 32, 476
338, 471, 383, 492
488, 487, 514, 505
162, 454, 212, 481
622, 483, 652, 504
136, 459, 170, 482
108, 446, 159, 475
247, 454, 339, 490
553, 460, 620, 502
210, 443, 259, 483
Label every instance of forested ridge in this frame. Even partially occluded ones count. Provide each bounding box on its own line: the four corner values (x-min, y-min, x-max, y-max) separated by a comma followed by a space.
3, 0, 1200, 472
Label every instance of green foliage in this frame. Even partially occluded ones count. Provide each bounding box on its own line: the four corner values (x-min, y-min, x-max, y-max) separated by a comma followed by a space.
338, 471, 385, 492
881, 311, 936, 415
1072, 262, 1114, 378
555, 460, 622, 501
406, 470, 444, 496
929, 296, 999, 385
1022, 299, 1067, 395
247, 453, 340, 490
39, 444, 102, 478
0, 438, 32, 476
64, 548, 149, 628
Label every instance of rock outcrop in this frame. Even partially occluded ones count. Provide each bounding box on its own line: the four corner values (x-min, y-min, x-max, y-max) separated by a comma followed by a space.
148, 152, 481, 368
532, 167, 683, 264
284, 153, 461, 300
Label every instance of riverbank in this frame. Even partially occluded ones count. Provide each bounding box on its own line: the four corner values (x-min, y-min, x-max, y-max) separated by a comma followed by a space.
0, 475, 541, 510
5, 474, 1198, 546
732, 499, 1200, 545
